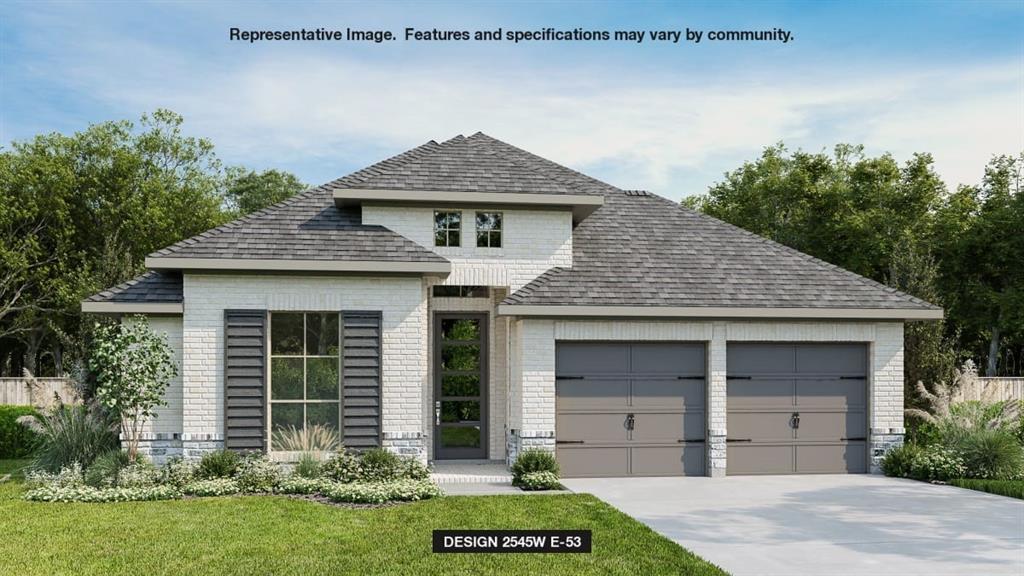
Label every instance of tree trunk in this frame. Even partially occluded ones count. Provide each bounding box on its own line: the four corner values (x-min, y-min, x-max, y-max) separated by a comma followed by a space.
52, 342, 63, 377
22, 328, 43, 377
987, 324, 1001, 377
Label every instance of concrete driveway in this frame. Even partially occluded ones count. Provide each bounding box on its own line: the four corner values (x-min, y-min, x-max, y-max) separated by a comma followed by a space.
563, 474, 1024, 576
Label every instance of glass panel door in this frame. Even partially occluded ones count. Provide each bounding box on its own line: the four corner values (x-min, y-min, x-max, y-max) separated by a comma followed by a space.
434, 314, 487, 459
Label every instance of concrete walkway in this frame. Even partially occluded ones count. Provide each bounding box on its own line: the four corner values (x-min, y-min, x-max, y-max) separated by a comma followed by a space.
563, 474, 1024, 576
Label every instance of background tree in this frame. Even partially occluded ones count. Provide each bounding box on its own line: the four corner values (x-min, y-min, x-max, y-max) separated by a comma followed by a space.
223, 167, 306, 216
685, 144, 1024, 387
0, 110, 232, 377
933, 154, 1024, 376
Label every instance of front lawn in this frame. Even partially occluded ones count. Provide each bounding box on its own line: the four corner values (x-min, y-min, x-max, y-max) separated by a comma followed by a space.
0, 462, 724, 576
949, 478, 1024, 499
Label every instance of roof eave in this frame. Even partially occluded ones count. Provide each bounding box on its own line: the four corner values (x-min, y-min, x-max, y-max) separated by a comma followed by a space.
333, 188, 604, 223
145, 257, 451, 276
81, 301, 184, 315
496, 304, 943, 321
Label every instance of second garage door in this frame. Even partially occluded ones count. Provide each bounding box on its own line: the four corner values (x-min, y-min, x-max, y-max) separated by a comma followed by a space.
555, 342, 706, 478
727, 343, 868, 475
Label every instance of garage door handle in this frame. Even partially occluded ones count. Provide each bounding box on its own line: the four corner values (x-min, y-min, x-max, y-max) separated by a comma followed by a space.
726, 438, 752, 443
556, 440, 585, 445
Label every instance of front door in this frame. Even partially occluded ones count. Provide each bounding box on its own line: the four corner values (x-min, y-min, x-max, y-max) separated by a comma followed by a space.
434, 313, 488, 459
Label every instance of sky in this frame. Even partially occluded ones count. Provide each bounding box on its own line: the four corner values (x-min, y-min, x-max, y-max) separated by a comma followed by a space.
1, 1, 1022, 200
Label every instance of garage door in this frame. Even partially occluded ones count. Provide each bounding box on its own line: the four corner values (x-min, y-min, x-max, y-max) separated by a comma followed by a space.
727, 343, 867, 475
555, 342, 705, 478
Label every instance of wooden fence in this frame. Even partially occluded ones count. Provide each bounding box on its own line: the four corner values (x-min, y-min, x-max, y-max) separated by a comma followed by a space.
953, 377, 1024, 403
0, 378, 78, 406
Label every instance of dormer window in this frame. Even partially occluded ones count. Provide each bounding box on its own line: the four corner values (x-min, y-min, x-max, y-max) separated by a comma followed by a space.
476, 212, 502, 248
434, 211, 461, 247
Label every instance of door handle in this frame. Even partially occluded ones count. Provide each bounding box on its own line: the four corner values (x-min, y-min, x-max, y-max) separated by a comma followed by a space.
625, 413, 635, 431
790, 412, 800, 430
435, 401, 441, 426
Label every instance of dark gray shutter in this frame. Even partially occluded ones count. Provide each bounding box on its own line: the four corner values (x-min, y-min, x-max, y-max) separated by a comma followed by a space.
342, 311, 382, 449
224, 310, 267, 452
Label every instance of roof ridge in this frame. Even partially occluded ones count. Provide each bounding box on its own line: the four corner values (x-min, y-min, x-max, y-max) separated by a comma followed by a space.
150, 139, 444, 259
668, 198, 939, 309
466, 133, 622, 195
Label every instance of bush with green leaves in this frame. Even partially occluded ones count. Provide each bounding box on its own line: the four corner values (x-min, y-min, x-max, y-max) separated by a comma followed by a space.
160, 457, 197, 488
518, 471, 562, 491
235, 453, 281, 492
955, 428, 1024, 480
84, 449, 131, 488
321, 479, 442, 504
399, 457, 430, 481
0, 405, 40, 458
18, 403, 119, 472
321, 450, 361, 483
276, 476, 333, 495
357, 448, 402, 482
909, 445, 966, 481
511, 449, 559, 486
182, 478, 240, 497
293, 453, 322, 479
881, 442, 921, 478
197, 449, 240, 479
25, 462, 85, 488
117, 459, 159, 488
90, 317, 177, 462
949, 478, 1024, 499
24, 484, 182, 503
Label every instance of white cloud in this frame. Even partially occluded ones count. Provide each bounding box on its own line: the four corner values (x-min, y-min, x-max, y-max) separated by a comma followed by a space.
45, 42, 1024, 198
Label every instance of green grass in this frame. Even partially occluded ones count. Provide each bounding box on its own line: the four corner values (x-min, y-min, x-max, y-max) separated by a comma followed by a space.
0, 458, 30, 479
949, 478, 1024, 499
0, 460, 724, 576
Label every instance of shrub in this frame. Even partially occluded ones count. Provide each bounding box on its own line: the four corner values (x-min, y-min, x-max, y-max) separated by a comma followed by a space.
117, 459, 159, 488
197, 449, 240, 479
235, 453, 281, 492
276, 476, 333, 495
271, 424, 341, 452
321, 479, 442, 504
518, 471, 562, 491
84, 449, 130, 488
880, 443, 922, 478
949, 478, 1024, 500
321, 450, 361, 483
511, 449, 559, 486
24, 484, 181, 503
161, 457, 197, 488
400, 457, 431, 481
955, 428, 1024, 480
357, 448, 402, 482
182, 478, 240, 497
19, 403, 119, 472
909, 445, 966, 481
0, 405, 40, 458
293, 453, 322, 479
25, 462, 85, 488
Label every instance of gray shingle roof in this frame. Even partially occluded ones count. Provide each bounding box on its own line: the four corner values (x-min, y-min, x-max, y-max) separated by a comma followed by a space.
327, 134, 591, 195
94, 132, 936, 312
148, 141, 450, 263
85, 271, 183, 303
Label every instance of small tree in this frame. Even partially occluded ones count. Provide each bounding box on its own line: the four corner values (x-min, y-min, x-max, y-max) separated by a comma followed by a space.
89, 316, 177, 461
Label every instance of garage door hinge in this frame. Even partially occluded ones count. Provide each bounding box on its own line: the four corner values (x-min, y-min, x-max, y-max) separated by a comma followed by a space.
726, 438, 753, 443
556, 440, 585, 445
727, 376, 752, 380
555, 376, 584, 380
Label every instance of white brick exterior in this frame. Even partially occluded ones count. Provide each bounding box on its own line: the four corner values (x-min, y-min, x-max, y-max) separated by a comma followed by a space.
511, 318, 905, 476
362, 206, 572, 290
179, 273, 428, 456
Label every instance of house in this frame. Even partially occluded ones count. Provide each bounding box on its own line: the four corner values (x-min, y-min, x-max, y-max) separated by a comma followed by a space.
82, 133, 942, 478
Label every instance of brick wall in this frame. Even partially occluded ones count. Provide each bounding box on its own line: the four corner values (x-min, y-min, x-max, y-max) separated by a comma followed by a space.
180, 273, 428, 458
362, 206, 572, 290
